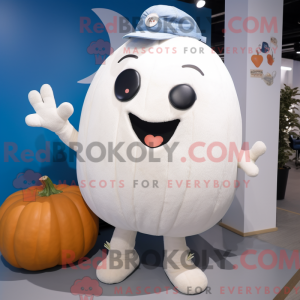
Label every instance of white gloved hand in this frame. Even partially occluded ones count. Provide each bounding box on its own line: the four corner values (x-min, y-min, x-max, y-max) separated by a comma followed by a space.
26, 84, 78, 150
25, 84, 74, 133
238, 141, 267, 177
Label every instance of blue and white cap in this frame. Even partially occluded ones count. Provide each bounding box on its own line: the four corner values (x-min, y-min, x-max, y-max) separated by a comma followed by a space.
123, 5, 206, 43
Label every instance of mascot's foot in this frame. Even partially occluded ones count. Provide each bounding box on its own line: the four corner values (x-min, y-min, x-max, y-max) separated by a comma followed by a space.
96, 227, 139, 284
164, 254, 208, 295
163, 236, 208, 295
96, 249, 140, 284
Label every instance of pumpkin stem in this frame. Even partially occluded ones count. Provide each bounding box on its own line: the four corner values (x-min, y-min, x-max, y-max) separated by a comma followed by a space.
38, 176, 63, 197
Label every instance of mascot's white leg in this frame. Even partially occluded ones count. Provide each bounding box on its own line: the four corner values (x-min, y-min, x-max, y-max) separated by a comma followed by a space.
96, 228, 139, 284
163, 236, 208, 295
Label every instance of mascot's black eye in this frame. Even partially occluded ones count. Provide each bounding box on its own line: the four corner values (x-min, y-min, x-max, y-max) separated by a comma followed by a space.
114, 69, 140, 102
169, 84, 196, 110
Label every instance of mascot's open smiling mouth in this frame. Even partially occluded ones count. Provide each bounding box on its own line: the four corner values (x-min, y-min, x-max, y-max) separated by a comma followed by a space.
115, 55, 202, 149
129, 113, 180, 148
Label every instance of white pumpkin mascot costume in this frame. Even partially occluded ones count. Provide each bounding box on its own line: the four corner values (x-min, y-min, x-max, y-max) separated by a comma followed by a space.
25, 5, 266, 295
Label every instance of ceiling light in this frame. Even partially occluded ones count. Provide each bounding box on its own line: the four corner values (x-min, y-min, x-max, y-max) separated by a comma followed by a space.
297, 51, 300, 54
281, 67, 292, 71
196, 0, 206, 8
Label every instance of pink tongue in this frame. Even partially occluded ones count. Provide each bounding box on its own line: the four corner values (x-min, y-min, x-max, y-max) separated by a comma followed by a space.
144, 135, 163, 148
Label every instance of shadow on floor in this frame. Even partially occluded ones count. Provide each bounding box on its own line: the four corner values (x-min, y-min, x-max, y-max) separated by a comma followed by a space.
0, 227, 238, 296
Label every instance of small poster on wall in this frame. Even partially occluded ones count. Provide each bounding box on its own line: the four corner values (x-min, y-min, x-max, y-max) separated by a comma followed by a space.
250, 36, 278, 87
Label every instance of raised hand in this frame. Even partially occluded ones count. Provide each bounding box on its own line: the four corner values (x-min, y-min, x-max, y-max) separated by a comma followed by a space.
25, 84, 78, 150
238, 141, 267, 177
25, 84, 74, 133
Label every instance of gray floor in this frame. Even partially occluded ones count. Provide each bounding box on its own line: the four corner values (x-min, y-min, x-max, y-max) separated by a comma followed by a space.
254, 208, 300, 251
1, 162, 299, 300
286, 281, 300, 300
253, 160, 300, 300
253, 209, 300, 300
0, 224, 299, 300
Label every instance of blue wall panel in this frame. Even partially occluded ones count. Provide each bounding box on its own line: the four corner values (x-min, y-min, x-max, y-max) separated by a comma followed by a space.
0, 0, 211, 204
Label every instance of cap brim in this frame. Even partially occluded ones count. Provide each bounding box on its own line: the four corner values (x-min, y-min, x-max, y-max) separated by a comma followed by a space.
123, 31, 177, 40
123, 31, 207, 43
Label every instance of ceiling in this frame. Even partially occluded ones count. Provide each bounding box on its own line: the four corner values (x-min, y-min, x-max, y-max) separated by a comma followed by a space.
177, 0, 300, 61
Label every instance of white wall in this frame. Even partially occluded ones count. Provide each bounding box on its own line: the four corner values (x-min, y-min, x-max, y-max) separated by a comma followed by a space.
294, 60, 300, 89
281, 58, 293, 88
281, 58, 300, 90
223, 0, 284, 234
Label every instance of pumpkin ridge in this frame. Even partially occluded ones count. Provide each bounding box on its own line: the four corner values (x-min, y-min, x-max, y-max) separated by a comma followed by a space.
66, 192, 99, 258
52, 193, 84, 263
3, 201, 27, 268
3, 191, 23, 201
56, 190, 88, 204
81, 200, 98, 256
31, 203, 43, 269
74, 195, 99, 248
0, 194, 29, 220
49, 196, 63, 265
65, 190, 84, 198
40, 199, 61, 268
6, 190, 24, 198
65, 193, 86, 258
67, 193, 86, 260
35, 199, 57, 268
66, 187, 83, 195
15, 202, 42, 269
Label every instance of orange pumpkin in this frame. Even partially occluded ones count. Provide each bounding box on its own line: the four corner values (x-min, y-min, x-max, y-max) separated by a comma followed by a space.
0, 176, 99, 271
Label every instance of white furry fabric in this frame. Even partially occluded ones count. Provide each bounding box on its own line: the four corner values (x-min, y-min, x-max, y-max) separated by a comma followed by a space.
25, 36, 266, 294
77, 37, 243, 237
96, 228, 139, 284
26, 37, 265, 237
164, 236, 208, 294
